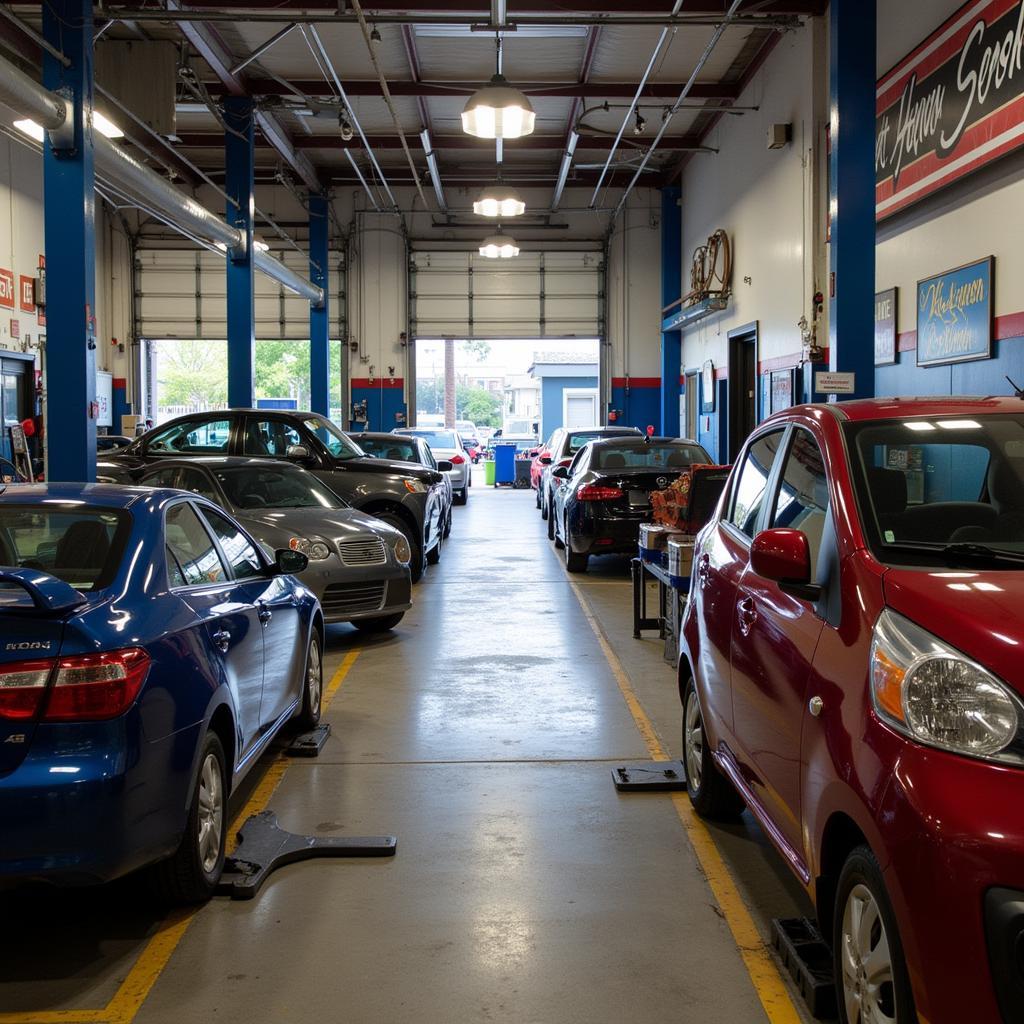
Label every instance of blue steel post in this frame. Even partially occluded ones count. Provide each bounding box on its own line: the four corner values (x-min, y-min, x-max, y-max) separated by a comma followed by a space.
43, 0, 96, 482
224, 97, 255, 408
828, 0, 876, 400
309, 193, 330, 416
660, 186, 682, 436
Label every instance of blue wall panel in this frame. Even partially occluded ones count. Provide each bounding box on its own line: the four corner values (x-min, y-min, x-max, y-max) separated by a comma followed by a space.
874, 336, 1024, 400
349, 383, 406, 434
610, 383, 660, 435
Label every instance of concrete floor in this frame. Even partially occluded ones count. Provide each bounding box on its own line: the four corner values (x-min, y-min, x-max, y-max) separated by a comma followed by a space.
0, 470, 817, 1024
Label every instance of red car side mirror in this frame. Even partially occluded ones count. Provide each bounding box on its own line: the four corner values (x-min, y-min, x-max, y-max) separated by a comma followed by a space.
750, 529, 821, 601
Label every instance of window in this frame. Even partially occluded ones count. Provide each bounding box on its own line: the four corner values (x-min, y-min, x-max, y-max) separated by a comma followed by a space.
567, 447, 589, 477
165, 503, 227, 586
771, 430, 830, 579
403, 430, 457, 449
0, 506, 127, 600
593, 443, 708, 471
729, 431, 784, 538
147, 418, 230, 455
243, 418, 303, 457
141, 467, 181, 489
214, 465, 343, 511
302, 417, 362, 461
356, 436, 419, 463
176, 467, 221, 504
201, 508, 264, 579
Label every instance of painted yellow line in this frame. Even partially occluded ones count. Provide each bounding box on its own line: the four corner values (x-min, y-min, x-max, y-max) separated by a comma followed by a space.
567, 577, 804, 1024
0, 649, 363, 1024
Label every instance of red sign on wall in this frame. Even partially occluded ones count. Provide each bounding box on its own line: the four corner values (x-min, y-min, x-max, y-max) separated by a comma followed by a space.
876, 0, 1024, 219
0, 269, 14, 310
18, 275, 34, 314
36, 255, 45, 327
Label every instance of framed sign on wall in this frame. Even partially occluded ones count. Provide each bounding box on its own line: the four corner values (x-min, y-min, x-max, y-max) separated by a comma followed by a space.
916, 256, 994, 367
701, 359, 715, 413
876, 0, 1024, 220
875, 288, 898, 366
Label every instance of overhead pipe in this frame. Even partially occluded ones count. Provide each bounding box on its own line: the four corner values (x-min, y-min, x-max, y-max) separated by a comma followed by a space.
0, 49, 324, 304
609, 0, 745, 225
588, 0, 684, 208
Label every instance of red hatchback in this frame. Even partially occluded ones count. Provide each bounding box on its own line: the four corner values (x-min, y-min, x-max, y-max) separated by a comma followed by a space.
680, 397, 1024, 1024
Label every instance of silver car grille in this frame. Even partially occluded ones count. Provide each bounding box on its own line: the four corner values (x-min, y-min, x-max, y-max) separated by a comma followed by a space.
338, 537, 387, 566
322, 582, 386, 615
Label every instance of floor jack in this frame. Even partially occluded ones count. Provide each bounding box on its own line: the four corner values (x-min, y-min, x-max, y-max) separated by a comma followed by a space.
217, 725, 398, 901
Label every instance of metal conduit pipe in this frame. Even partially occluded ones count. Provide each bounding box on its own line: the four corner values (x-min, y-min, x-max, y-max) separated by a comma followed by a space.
0, 49, 325, 304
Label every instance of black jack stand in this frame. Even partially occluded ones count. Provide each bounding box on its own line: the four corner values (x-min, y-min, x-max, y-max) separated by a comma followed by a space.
218, 811, 398, 900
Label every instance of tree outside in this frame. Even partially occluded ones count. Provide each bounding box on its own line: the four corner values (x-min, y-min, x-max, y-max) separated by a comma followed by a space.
415, 378, 502, 427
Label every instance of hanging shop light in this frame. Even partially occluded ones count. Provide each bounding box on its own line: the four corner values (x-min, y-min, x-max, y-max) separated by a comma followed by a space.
479, 233, 519, 259
461, 37, 535, 139
473, 184, 526, 218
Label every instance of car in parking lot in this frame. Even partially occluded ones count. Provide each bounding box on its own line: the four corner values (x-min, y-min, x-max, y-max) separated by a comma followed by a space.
135, 458, 413, 632
0, 483, 321, 902
679, 397, 1024, 1024
551, 436, 709, 572
393, 428, 471, 504
98, 410, 446, 583
352, 431, 453, 540
537, 426, 643, 529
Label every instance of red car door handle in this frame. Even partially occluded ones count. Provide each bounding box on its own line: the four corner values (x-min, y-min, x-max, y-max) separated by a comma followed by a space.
737, 597, 757, 634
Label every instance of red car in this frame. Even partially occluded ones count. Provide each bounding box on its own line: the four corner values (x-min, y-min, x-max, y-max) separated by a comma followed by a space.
680, 397, 1024, 1024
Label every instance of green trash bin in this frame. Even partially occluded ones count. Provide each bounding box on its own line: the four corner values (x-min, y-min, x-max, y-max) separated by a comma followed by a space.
484, 458, 496, 486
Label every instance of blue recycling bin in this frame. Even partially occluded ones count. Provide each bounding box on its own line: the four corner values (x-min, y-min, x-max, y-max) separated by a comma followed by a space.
493, 442, 517, 486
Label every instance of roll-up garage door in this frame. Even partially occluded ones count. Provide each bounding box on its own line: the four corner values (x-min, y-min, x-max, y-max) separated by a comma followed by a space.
136, 248, 345, 340
410, 250, 603, 338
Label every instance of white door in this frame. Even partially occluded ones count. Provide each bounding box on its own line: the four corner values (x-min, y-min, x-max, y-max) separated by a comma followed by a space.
564, 389, 598, 429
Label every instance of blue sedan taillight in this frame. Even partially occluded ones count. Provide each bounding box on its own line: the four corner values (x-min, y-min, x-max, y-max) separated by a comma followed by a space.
0, 648, 150, 722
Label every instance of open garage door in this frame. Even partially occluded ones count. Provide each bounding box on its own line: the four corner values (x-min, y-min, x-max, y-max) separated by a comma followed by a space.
410, 250, 603, 339
136, 248, 346, 340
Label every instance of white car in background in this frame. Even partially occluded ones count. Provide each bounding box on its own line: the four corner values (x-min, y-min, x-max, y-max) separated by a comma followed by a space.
456, 419, 478, 442
394, 427, 472, 505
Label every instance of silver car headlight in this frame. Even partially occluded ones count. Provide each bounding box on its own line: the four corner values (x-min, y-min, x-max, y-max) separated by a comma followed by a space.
289, 536, 332, 561
392, 535, 412, 564
870, 608, 1022, 763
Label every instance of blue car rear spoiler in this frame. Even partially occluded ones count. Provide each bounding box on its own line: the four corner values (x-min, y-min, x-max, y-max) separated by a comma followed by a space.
0, 569, 88, 614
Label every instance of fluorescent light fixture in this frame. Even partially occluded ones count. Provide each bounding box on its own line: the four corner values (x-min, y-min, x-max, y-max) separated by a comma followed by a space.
414, 25, 588, 37
462, 75, 535, 139
479, 233, 519, 259
904, 421, 936, 432
93, 111, 123, 138
473, 184, 525, 217
13, 119, 44, 142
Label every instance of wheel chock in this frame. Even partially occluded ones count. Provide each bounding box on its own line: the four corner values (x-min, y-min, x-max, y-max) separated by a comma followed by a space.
771, 917, 837, 1019
286, 723, 331, 757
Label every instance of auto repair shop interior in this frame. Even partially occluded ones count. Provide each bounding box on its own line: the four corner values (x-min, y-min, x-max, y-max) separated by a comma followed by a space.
2, 1, 1024, 1023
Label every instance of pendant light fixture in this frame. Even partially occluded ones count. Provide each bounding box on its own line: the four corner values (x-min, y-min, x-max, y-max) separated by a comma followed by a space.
473, 183, 526, 218
479, 233, 520, 259
462, 36, 536, 140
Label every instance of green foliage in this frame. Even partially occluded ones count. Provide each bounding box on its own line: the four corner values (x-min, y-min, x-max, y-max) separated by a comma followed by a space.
459, 339, 492, 362
415, 378, 502, 427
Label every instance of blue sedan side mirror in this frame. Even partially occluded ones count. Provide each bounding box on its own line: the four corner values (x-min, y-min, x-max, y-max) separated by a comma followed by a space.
275, 549, 309, 575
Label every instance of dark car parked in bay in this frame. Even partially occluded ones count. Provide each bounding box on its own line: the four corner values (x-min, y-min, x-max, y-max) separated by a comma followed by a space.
551, 436, 710, 572
133, 458, 413, 632
98, 410, 447, 582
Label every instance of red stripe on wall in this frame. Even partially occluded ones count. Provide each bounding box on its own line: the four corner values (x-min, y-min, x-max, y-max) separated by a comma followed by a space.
896, 309, 1024, 353
113, 377, 126, 389
350, 377, 404, 389
610, 377, 661, 388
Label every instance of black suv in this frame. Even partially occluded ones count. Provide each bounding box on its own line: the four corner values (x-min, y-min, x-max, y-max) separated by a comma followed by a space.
98, 410, 448, 581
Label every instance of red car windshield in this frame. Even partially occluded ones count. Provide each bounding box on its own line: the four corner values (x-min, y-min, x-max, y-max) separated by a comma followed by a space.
847, 414, 1024, 563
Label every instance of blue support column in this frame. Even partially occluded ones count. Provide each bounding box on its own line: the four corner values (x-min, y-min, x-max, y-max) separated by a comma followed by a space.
828, 0, 876, 400
224, 97, 255, 408
43, 0, 96, 482
660, 186, 682, 436
309, 192, 330, 417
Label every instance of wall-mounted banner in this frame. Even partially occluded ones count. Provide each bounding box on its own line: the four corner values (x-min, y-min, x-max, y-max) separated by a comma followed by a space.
876, 0, 1024, 220
917, 256, 994, 366
875, 288, 898, 366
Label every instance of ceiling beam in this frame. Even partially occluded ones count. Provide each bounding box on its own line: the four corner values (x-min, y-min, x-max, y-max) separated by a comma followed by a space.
166, 0, 320, 190
174, 132, 708, 152
217, 79, 742, 100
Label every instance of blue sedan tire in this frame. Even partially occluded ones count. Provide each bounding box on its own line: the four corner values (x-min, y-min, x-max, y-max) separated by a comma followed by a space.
151, 732, 227, 904
295, 632, 323, 731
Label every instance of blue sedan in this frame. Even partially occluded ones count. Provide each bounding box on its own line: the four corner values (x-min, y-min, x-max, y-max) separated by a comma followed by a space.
0, 483, 323, 902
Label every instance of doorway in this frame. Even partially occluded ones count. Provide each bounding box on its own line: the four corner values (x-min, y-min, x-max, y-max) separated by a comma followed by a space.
727, 323, 758, 462
563, 389, 599, 429
1, 354, 33, 466
683, 372, 699, 440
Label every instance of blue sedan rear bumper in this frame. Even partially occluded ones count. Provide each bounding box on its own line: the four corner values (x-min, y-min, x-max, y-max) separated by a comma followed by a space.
0, 718, 198, 885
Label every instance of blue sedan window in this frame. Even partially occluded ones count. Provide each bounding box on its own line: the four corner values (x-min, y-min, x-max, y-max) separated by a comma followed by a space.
166, 504, 227, 586
200, 508, 264, 580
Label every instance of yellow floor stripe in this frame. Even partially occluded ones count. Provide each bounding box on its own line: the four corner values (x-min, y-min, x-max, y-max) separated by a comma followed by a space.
567, 577, 804, 1024
0, 649, 362, 1024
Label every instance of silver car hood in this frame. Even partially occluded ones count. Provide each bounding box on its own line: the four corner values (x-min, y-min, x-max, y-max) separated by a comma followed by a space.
237, 506, 402, 544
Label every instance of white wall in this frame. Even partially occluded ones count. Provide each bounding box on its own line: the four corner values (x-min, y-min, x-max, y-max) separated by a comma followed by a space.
876, 0, 1024, 329
678, 18, 827, 376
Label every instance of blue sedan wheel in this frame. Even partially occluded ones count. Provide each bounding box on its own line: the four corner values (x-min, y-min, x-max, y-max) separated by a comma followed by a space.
296, 633, 323, 731
151, 732, 228, 904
